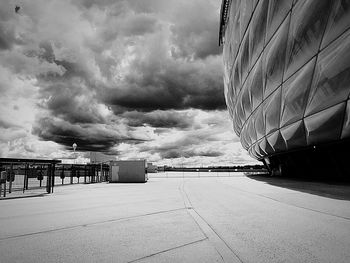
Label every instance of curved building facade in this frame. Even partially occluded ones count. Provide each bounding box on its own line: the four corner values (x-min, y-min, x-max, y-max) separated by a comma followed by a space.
220, 0, 350, 177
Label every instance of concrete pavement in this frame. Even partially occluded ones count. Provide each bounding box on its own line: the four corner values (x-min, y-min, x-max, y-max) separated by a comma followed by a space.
0, 174, 350, 262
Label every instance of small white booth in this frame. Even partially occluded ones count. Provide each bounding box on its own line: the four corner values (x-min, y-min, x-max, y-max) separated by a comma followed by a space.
109, 160, 147, 183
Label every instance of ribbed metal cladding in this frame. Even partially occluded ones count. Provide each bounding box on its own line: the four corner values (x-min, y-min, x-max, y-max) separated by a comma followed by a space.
221, 0, 350, 161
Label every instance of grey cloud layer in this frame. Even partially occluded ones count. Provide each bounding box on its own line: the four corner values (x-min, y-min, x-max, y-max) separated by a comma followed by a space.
122, 110, 195, 129
32, 116, 147, 152
0, 0, 252, 164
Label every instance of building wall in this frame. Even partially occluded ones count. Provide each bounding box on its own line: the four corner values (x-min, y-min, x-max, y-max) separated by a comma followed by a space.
109, 160, 147, 183
221, 0, 350, 164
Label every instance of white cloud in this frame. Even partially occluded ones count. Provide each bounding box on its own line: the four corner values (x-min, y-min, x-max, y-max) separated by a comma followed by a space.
0, 0, 259, 166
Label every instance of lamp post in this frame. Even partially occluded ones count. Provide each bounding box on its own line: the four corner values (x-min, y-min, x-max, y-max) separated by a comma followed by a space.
72, 143, 77, 184
72, 143, 77, 164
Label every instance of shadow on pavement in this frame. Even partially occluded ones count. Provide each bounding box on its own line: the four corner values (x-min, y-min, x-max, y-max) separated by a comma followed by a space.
0, 193, 46, 200
247, 174, 350, 201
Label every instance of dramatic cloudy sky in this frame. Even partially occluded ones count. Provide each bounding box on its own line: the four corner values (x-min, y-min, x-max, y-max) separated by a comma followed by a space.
0, 0, 257, 166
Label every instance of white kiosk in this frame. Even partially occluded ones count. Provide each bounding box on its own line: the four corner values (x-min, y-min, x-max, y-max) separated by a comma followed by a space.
109, 160, 147, 183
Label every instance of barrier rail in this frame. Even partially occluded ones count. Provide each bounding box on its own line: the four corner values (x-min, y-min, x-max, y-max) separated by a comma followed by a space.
0, 158, 109, 199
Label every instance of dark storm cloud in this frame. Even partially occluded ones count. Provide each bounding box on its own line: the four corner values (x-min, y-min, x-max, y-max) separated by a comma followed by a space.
31, 0, 224, 123
99, 13, 160, 44
160, 150, 181, 159
139, 128, 224, 158
0, 3, 23, 50
36, 66, 105, 124
142, 134, 206, 153
98, 0, 225, 113
42, 83, 105, 124
52, 60, 87, 79
75, 0, 120, 9
0, 119, 20, 129
104, 56, 225, 113
1, 0, 236, 162
38, 41, 55, 63
32, 117, 146, 152
193, 150, 222, 157
31, 41, 105, 125
122, 110, 194, 129
169, 1, 221, 59
119, 14, 160, 37
160, 149, 222, 159
116, 0, 221, 59
0, 23, 16, 50
153, 128, 168, 135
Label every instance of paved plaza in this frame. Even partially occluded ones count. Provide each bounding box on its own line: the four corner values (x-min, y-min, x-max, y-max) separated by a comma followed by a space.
1, 173, 350, 263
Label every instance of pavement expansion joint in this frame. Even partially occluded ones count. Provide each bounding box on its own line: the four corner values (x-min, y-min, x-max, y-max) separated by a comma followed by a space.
179, 179, 244, 263
127, 238, 208, 263
1, 200, 173, 220
0, 207, 187, 241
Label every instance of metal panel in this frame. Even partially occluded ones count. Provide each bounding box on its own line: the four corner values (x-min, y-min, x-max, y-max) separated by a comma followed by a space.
220, 0, 350, 160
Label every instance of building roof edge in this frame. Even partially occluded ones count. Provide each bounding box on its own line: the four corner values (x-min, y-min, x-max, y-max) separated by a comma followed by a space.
219, 0, 231, 46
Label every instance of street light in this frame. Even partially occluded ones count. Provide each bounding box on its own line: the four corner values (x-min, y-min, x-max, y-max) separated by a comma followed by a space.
72, 143, 77, 165
72, 143, 78, 184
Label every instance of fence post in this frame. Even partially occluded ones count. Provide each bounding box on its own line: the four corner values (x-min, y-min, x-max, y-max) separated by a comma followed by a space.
71, 165, 74, 184
39, 165, 43, 187
92, 166, 94, 183
9, 163, 13, 193
25, 165, 29, 190
100, 166, 102, 182
51, 164, 55, 193
0, 169, 6, 197
46, 164, 51, 194
0, 164, 2, 197
23, 163, 28, 193
61, 166, 65, 185
84, 165, 87, 184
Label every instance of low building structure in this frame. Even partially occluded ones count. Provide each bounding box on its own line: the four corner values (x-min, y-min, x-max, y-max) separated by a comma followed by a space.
109, 160, 147, 183
146, 163, 157, 173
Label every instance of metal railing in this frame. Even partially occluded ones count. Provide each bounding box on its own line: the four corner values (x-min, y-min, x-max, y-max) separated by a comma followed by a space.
0, 158, 109, 199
